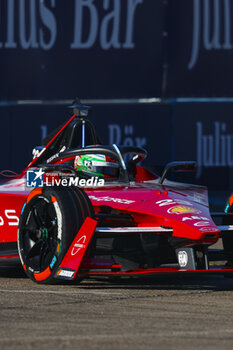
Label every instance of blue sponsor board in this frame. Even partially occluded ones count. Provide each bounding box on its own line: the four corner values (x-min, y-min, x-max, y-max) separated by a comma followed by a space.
0, 103, 172, 173
172, 102, 233, 190
0, 0, 164, 99
0, 105, 67, 172
1, 1, 233, 100
166, 0, 233, 97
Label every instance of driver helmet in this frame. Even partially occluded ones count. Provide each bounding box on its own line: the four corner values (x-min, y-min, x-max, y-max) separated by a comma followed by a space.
74, 154, 119, 179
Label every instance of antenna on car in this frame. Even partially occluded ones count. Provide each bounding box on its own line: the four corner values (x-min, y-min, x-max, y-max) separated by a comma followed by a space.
68, 97, 92, 148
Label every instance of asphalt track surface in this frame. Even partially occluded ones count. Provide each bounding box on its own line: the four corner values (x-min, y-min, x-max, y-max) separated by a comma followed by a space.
0, 260, 233, 350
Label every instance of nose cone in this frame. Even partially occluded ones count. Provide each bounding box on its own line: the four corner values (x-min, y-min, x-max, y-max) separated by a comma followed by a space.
129, 189, 220, 242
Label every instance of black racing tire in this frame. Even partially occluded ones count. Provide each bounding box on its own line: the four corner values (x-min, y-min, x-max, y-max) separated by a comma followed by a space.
18, 185, 94, 284
68, 186, 95, 219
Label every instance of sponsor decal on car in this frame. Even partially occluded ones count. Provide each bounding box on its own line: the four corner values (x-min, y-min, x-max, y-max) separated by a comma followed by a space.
194, 221, 212, 227
180, 216, 219, 232
32, 147, 45, 160
178, 251, 188, 268
52, 201, 62, 240
156, 199, 194, 207
71, 235, 87, 256
167, 206, 200, 215
89, 195, 135, 205
56, 269, 75, 279
200, 227, 220, 233
182, 216, 209, 222
0, 209, 19, 226
46, 153, 60, 163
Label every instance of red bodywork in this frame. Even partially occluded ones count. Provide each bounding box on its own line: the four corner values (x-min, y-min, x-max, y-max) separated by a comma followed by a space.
0, 178, 219, 243
0, 178, 220, 244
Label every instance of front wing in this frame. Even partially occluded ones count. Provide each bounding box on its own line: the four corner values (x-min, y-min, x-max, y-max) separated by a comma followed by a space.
53, 218, 233, 281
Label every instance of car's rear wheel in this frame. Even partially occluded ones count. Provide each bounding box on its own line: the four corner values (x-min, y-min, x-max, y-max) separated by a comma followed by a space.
18, 186, 94, 284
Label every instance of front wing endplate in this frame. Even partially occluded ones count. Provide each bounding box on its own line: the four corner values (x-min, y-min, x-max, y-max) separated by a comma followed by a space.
55, 217, 97, 280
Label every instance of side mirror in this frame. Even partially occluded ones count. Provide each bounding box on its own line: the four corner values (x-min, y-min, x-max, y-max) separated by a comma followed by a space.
159, 161, 196, 184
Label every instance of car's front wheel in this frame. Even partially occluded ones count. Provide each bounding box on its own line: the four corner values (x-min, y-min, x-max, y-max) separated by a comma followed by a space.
18, 185, 94, 283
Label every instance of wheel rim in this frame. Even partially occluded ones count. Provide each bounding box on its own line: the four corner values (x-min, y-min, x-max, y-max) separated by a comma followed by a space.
20, 196, 59, 272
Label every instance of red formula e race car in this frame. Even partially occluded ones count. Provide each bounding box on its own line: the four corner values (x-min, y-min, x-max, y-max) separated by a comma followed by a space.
0, 99, 233, 284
